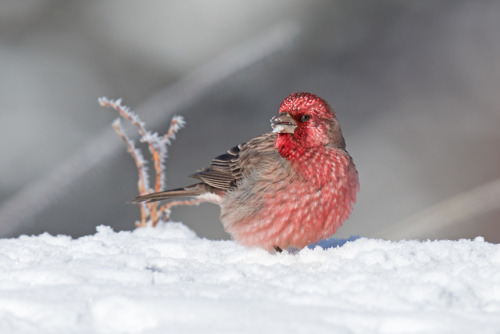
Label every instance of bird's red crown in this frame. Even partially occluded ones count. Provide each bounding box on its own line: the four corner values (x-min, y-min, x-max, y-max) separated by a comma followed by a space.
279, 92, 335, 120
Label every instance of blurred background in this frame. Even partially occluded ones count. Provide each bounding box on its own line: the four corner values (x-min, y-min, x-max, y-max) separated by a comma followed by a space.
1, 1, 499, 242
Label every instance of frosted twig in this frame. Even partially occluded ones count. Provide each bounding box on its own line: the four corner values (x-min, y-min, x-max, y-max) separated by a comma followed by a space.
112, 120, 150, 226
142, 116, 185, 192
111, 119, 150, 194
100, 98, 154, 194
99, 97, 184, 194
99, 97, 147, 137
162, 116, 186, 144
101, 98, 187, 227
99, 98, 161, 192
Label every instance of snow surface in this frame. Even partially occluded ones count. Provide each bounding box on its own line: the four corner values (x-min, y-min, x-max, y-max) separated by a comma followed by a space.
0, 223, 499, 334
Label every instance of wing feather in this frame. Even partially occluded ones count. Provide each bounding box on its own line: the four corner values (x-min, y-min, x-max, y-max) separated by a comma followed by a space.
190, 133, 275, 191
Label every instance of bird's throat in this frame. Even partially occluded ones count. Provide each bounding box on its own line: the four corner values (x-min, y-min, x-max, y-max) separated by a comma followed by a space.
275, 133, 307, 161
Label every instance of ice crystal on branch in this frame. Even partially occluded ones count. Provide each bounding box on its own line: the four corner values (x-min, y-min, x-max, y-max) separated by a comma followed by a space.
99, 97, 185, 227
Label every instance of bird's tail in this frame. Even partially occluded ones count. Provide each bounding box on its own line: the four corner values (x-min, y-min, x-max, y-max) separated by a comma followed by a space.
130, 184, 208, 203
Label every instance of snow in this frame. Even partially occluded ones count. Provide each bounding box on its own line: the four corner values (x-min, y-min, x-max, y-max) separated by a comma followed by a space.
272, 124, 288, 134
0, 223, 499, 334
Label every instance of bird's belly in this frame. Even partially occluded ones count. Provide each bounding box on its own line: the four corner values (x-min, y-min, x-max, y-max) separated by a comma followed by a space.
221, 177, 355, 251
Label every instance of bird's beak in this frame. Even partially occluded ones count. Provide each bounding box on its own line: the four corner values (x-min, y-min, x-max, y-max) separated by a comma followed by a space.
271, 113, 297, 134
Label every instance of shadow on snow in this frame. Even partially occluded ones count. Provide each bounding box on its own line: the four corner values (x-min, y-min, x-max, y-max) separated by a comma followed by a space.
308, 235, 361, 250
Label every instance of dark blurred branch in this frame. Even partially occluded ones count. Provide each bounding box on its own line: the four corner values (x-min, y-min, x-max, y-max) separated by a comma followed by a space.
374, 177, 500, 240
0, 22, 300, 236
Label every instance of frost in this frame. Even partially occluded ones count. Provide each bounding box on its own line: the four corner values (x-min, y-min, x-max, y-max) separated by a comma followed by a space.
100, 97, 185, 226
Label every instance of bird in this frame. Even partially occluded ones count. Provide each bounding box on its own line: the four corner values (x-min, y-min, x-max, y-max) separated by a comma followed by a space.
133, 92, 359, 252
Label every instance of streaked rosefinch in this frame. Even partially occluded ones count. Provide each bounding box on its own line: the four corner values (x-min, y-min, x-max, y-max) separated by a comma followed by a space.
134, 92, 359, 252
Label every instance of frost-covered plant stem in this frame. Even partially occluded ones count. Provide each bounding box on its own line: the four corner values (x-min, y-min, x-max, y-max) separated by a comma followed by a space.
99, 97, 185, 227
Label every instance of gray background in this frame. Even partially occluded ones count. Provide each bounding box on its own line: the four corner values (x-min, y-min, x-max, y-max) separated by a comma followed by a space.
1, 1, 499, 242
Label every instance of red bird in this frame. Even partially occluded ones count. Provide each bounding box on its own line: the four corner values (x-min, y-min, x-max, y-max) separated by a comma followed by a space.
134, 92, 359, 252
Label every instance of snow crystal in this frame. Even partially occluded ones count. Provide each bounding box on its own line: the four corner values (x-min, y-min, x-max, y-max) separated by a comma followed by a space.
170, 115, 186, 134
272, 124, 288, 133
0, 223, 499, 334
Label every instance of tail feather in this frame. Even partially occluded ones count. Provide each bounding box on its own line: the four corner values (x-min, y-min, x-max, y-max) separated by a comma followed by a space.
130, 184, 207, 203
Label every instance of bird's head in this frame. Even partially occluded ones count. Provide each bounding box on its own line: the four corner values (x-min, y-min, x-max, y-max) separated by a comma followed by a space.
271, 93, 345, 156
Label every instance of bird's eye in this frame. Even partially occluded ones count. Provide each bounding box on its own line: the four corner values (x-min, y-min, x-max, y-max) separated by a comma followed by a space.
301, 115, 311, 122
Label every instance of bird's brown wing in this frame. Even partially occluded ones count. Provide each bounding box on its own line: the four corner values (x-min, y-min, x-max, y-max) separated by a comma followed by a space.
131, 132, 277, 203
190, 132, 276, 191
